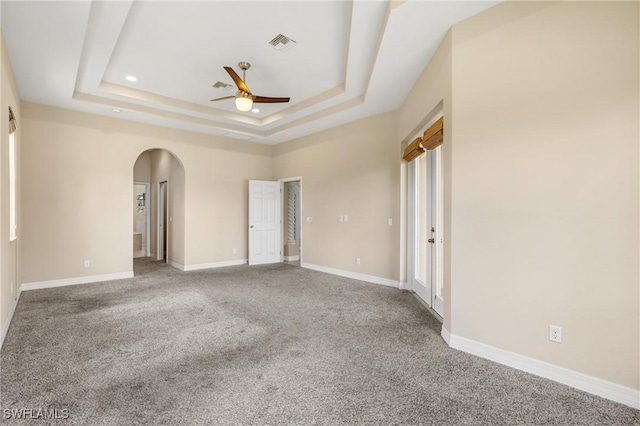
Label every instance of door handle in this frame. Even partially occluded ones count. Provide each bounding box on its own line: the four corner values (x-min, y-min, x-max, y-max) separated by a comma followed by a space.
428, 238, 435, 243
250, 225, 254, 228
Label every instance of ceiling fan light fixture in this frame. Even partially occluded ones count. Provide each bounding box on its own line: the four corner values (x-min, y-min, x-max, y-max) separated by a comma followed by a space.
235, 91, 253, 112
212, 63, 289, 110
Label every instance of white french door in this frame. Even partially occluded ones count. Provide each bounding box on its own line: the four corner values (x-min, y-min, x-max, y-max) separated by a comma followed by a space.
248, 180, 282, 265
411, 145, 444, 317
412, 153, 432, 305
430, 146, 444, 316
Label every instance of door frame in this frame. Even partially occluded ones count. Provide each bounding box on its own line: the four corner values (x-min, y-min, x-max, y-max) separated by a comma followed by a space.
279, 176, 303, 265
157, 179, 169, 262
407, 112, 444, 314
134, 181, 151, 257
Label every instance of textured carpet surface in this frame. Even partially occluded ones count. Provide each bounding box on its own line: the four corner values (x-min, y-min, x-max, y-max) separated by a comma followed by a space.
1, 258, 638, 425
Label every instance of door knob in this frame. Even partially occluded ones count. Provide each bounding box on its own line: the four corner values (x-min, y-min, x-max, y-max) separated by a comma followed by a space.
428, 238, 435, 243
250, 225, 254, 228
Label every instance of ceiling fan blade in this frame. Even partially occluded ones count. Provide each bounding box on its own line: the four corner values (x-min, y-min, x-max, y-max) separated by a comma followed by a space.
210, 96, 235, 102
252, 96, 290, 103
223, 66, 251, 93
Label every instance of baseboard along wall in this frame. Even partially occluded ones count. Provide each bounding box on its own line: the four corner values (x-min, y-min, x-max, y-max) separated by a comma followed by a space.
170, 259, 248, 272
441, 326, 640, 410
0, 288, 22, 350
301, 262, 401, 289
21, 271, 134, 291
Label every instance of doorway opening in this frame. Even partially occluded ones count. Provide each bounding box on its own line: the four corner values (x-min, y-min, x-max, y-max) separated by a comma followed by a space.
282, 178, 302, 266
247, 177, 303, 266
133, 182, 150, 258
133, 149, 185, 269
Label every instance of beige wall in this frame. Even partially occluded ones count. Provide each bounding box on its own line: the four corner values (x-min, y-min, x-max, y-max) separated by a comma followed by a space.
273, 111, 401, 281
133, 151, 150, 182
447, 1, 639, 389
20, 102, 272, 283
0, 32, 20, 341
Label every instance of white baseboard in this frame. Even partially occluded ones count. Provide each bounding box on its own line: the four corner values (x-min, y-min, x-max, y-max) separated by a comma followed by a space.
168, 260, 184, 270
284, 255, 300, 262
0, 288, 22, 349
399, 281, 408, 290
301, 262, 400, 289
441, 326, 640, 410
440, 324, 451, 345
149, 252, 157, 259
21, 271, 134, 291
182, 259, 248, 272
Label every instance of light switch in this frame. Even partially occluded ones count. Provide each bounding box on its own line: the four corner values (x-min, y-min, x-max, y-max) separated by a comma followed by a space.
344, 215, 349, 222
388, 218, 393, 226
306, 217, 313, 223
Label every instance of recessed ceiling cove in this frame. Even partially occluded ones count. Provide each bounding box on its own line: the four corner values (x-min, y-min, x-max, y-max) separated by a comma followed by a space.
1, 0, 500, 145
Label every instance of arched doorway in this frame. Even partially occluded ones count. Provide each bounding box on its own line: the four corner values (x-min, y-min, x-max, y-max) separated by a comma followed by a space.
132, 149, 185, 268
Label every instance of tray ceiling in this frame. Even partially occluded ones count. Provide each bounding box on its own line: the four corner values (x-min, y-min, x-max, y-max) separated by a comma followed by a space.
1, 0, 499, 145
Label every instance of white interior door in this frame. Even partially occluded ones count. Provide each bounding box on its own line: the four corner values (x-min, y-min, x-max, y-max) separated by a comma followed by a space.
412, 153, 432, 305
430, 146, 444, 316
249, 180, 282, 265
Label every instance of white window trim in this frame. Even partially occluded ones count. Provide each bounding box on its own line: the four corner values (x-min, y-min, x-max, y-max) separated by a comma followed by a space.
9, 132, 17, 242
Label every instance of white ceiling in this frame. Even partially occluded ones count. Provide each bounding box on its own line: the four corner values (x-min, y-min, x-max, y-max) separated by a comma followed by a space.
1, 0, 499, 145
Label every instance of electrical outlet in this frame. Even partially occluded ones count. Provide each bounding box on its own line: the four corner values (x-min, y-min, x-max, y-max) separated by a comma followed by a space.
84, 260, 90, 268
306, 217, 313, 223
339, 215, 344, 222
388, 218, 393, 226
356, 258, 361, 265
549, 325, 562, 343
232, 248, 237, 254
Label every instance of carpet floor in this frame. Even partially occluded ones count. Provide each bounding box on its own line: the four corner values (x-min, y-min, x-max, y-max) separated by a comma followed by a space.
1, 258, 638, 425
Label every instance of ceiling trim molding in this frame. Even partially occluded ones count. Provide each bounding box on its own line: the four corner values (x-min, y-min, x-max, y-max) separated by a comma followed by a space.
73, 91, 266, 137
99, 81, 260, 125
265, 96, 365, 136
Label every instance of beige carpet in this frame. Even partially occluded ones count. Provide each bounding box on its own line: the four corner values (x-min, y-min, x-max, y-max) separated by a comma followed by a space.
1, 257, 638, 425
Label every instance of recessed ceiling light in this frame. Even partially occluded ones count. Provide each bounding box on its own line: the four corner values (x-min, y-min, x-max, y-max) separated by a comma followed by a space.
251, 108, 260, 113
111, 108, 121, 113
125, 75, 137, 82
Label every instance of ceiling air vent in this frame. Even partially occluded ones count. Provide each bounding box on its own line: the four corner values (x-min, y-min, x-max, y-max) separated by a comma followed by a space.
268, 34, 297, 52
213, 81, 231, 89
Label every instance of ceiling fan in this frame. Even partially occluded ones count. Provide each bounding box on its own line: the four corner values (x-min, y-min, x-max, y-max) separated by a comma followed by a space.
211, 62, 290, 112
